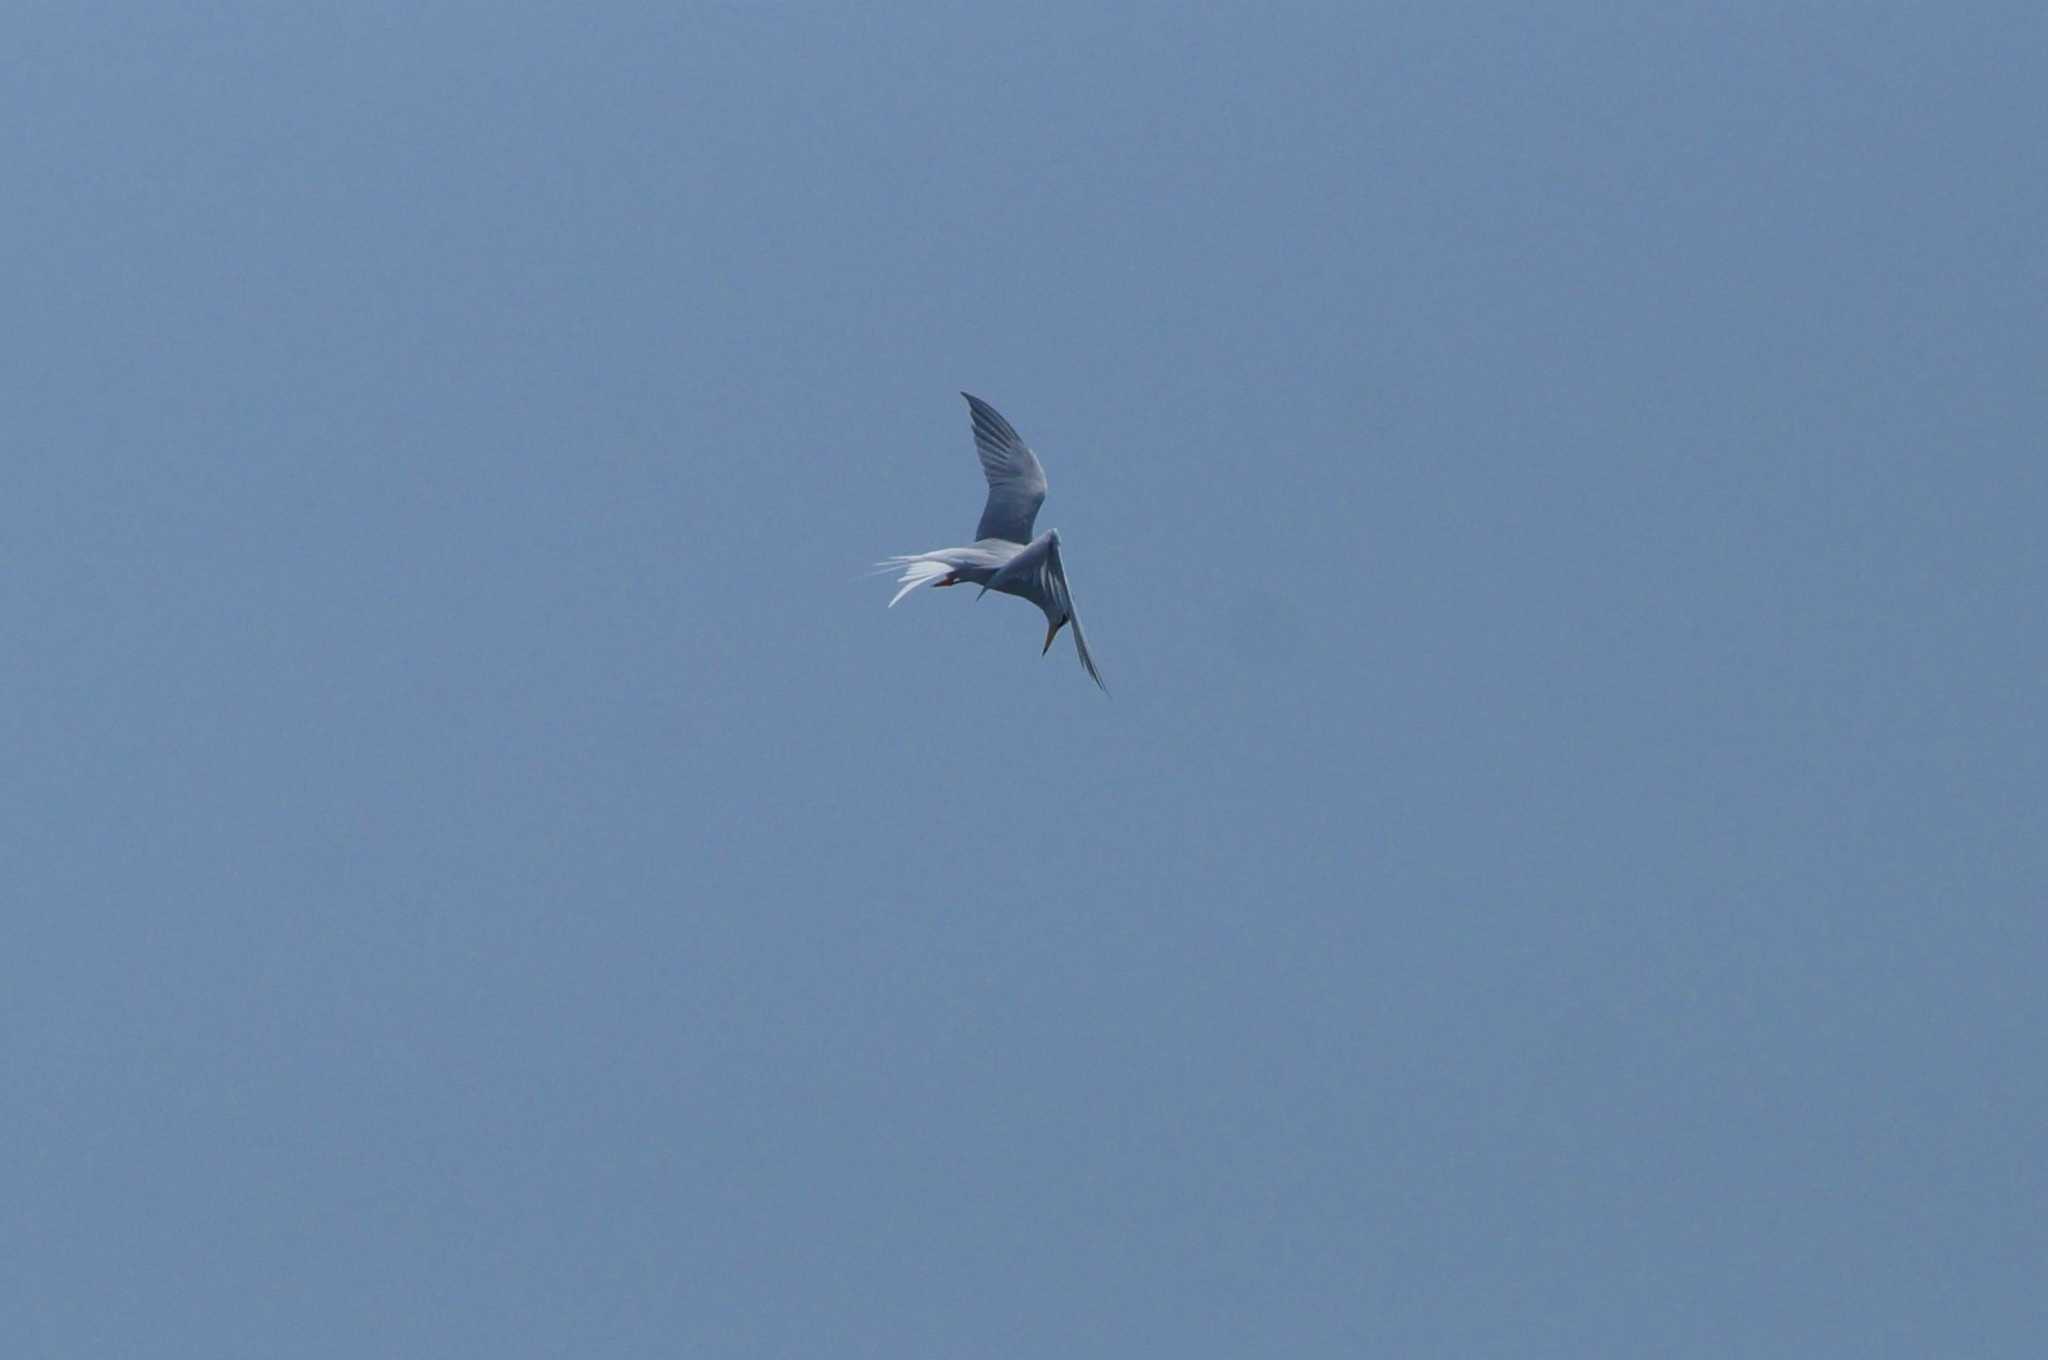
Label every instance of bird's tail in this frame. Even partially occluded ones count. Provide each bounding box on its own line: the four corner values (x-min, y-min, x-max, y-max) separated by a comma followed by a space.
876, 554, 952, 607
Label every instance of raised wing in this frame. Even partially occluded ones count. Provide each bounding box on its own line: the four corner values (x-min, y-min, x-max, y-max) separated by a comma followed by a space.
963, 392, 1047, 544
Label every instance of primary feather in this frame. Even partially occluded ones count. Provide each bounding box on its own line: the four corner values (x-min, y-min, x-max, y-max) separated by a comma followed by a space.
964, 392, 1048, 545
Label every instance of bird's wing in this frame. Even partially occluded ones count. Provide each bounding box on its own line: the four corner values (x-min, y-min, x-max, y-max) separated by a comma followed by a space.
1045, 535, 1107, 692
963, 393, 1048, 544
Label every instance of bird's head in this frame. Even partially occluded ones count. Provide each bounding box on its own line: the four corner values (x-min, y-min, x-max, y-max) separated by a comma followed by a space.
1042, 612, 1069, 654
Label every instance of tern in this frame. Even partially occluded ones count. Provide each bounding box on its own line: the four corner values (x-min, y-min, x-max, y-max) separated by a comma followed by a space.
878, 394, 1106, 691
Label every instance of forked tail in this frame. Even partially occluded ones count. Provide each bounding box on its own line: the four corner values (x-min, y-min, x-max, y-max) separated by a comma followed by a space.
876, 554, 952, 607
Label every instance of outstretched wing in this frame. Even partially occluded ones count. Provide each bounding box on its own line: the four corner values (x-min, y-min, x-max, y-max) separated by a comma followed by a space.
963, 392, 1047, 544
1044, 535, 1107, 692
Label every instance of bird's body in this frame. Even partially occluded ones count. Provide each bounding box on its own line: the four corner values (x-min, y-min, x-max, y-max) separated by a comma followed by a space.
879, 394, 1106, 690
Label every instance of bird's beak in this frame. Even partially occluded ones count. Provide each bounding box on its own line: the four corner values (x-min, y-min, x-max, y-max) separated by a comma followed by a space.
1043, 617, 1067, 654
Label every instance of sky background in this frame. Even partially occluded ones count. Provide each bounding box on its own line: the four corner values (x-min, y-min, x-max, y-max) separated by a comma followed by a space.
6, 3, 2045, 1355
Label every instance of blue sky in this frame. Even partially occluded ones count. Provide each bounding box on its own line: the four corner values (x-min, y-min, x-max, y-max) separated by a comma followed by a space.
6, 3, 2044, 1355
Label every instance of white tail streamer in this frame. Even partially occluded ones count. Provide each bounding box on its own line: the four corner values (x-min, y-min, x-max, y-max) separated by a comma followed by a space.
878, 555, 952, 607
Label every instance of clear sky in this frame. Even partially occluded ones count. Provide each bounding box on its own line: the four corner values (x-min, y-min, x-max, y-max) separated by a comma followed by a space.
7, 3, 2044, 1355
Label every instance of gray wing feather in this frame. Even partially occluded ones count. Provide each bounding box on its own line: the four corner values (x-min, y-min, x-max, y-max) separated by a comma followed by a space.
978, 531, 1108, 692
1044, 536, 1107, 692
963, 393, 1047, 544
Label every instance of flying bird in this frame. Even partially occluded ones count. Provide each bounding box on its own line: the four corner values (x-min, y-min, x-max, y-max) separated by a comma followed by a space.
878, 394, 1106, 691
